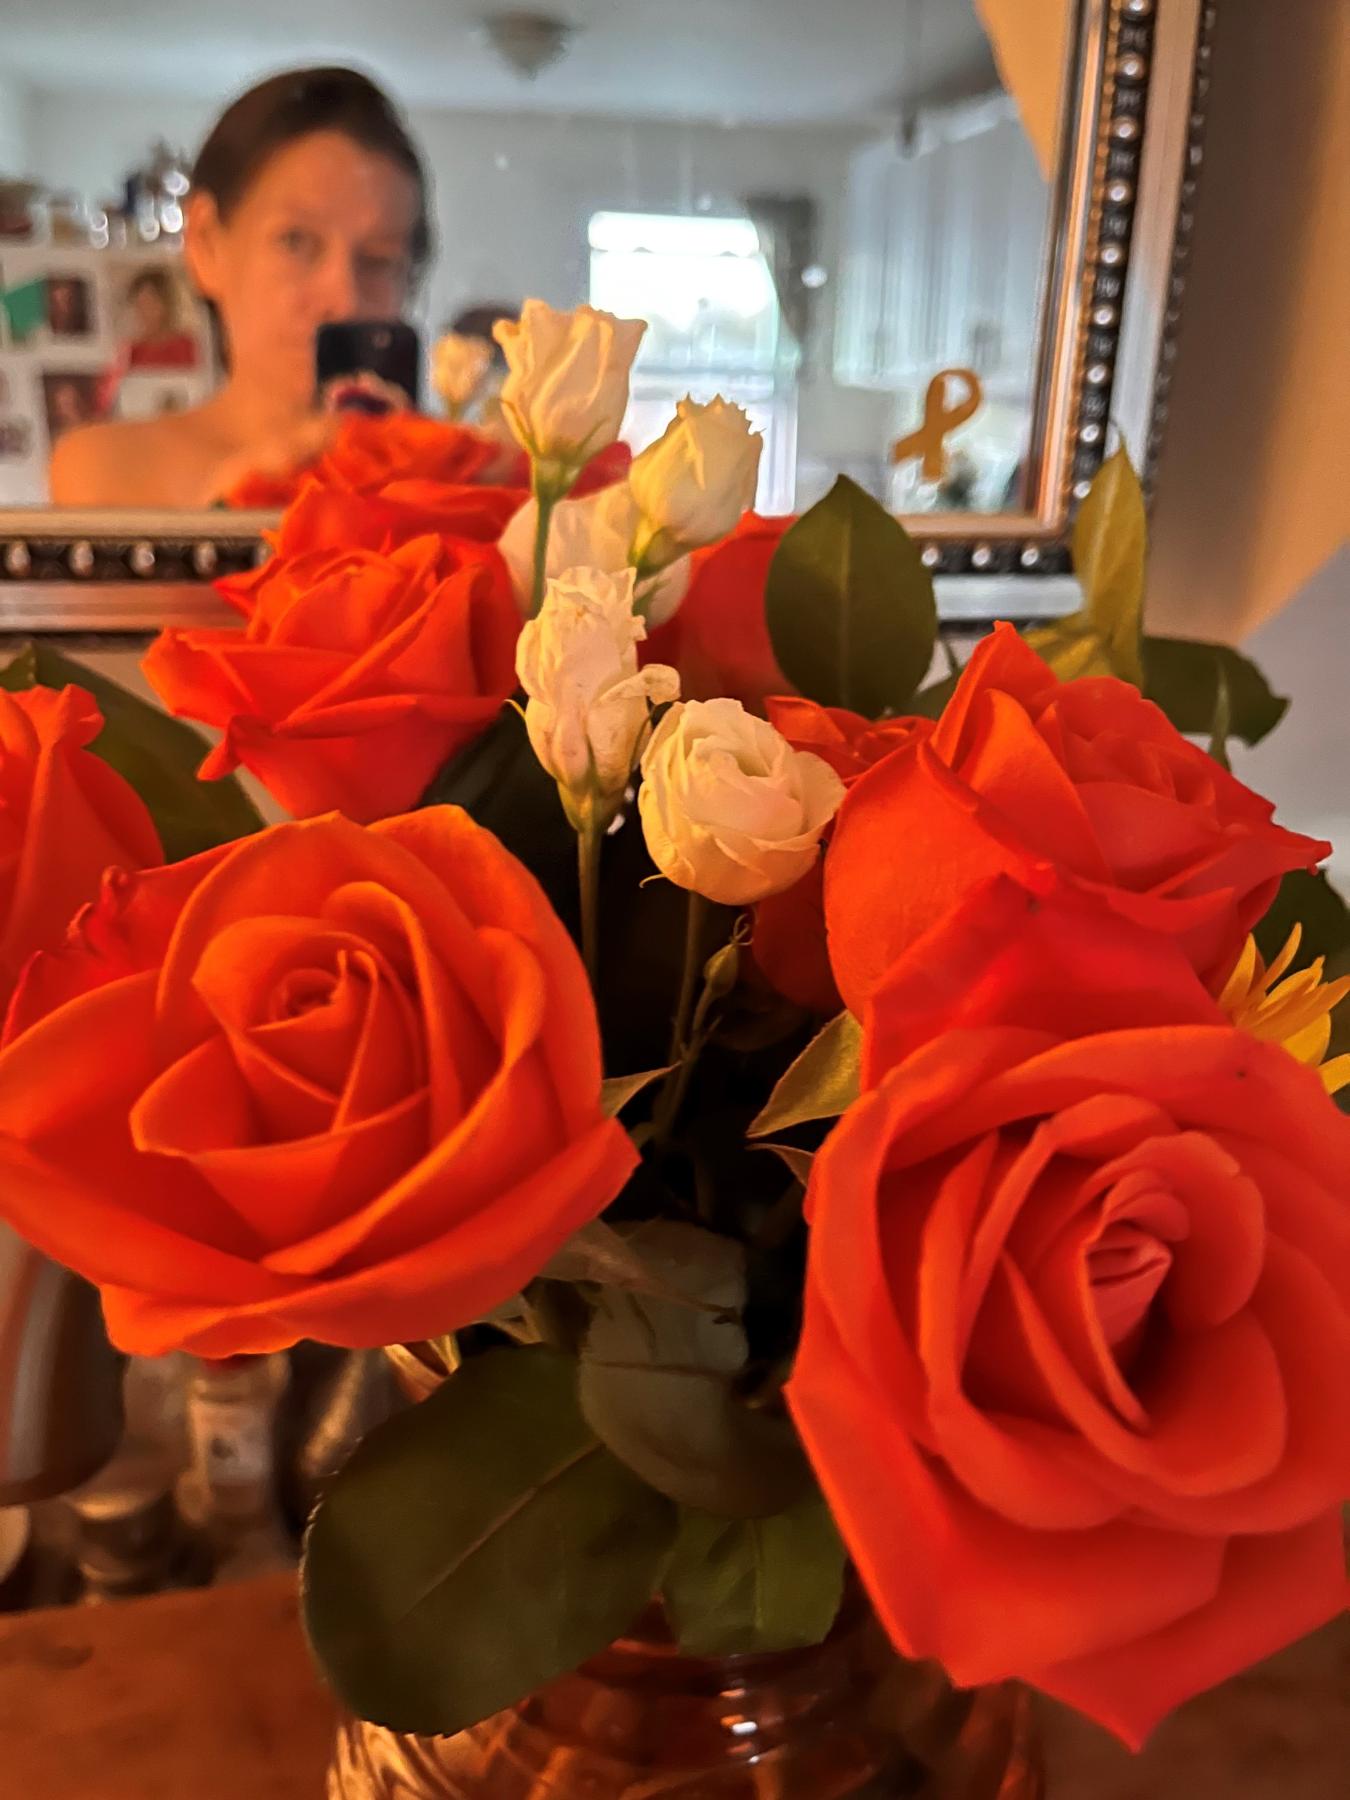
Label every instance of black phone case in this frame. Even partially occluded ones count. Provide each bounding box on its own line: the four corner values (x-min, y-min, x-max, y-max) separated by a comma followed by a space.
316, 321, 421, 407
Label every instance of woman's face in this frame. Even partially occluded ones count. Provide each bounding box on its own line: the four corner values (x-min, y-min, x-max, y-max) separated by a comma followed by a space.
186, 130, 419, 405
131, 281, 170, 338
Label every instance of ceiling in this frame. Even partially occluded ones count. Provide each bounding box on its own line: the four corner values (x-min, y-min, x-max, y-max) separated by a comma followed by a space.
0, 0, 997, 125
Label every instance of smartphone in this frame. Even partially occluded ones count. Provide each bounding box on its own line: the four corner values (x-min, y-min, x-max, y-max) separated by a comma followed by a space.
316, 320, 421, 415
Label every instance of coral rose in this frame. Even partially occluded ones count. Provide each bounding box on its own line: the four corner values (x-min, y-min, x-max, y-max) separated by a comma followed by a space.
224, 411, 497, 509
642, 512, 793, 713
751, 698, 930, 1013
825, 624, 1328, 1012
790, 875, 1350, 1746
0, 808, 637, 1357
0, 684, 161, 1009
143, 532, 519, 823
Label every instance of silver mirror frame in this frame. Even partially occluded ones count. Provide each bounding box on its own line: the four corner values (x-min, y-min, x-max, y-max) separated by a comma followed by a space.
0, 0, 1210, 636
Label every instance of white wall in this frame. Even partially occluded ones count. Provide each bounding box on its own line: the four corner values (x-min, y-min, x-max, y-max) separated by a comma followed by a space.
0, 76, 33, 176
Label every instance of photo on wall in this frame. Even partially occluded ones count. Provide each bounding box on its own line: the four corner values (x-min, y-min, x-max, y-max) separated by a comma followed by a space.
41, 368, 114, 444
44, 273, 96, 340
112, 261, 204, 371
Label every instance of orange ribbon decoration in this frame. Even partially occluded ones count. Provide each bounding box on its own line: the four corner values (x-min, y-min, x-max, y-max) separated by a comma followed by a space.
890, 368, 984, 481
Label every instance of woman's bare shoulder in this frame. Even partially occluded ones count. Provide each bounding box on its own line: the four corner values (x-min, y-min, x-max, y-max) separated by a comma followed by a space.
48, 413, 212, 508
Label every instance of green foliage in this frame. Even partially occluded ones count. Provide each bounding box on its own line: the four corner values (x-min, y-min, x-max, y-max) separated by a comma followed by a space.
1141, 637, 1289, 747
661, 1494, 846, 1657
1254, 870, 1350, 974
749, 1010, 861, 1138
765, 475, 937, 717
0, 640, 261, 859
302, 1349, 675, 1736
578, 1222, 812, 1517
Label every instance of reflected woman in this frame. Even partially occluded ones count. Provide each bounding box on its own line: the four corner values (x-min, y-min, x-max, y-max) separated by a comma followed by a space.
51, 67, 430, 507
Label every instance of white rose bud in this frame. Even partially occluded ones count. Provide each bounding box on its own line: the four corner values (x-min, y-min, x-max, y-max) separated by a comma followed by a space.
628, 396, 762, 569
499, 485, 690, 625
493, 300, 646, 483
517, 566, 680, 830
638, 699, 844, 906
431, 332, 492, 416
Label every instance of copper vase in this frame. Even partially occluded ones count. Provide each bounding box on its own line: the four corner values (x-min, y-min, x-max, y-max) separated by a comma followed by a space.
326, 1602, 1042, 1799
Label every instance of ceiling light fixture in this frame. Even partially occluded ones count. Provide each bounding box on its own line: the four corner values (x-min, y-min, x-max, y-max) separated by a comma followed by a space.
479, 10, 577, 80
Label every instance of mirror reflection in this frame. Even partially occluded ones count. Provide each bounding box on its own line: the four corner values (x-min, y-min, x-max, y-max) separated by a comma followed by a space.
0, 0, 1066, 517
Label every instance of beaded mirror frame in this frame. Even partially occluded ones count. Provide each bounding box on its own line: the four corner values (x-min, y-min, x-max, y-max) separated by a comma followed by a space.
0, 0, 1211, 635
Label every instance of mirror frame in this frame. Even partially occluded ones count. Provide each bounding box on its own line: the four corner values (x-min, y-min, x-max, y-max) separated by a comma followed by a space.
0, 0, 1210, 635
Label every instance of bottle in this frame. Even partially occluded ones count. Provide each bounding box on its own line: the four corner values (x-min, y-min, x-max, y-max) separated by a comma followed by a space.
177, 1355, 295, 1582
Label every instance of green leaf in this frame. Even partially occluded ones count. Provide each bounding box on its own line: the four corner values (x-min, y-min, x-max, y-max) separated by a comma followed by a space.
749, 1010, 861, 1138
765, 475, 937, 717
1071, 445, 1147, 686
579, 1222, 812, 1518
1023, 616, 1116, 681
1254, 870, 1350, 975
662, 1495, 846, 1658
302, 1348, 674, 1736
600, 1066, 674, 1116
1141, 637, 1289, 748
0, 641, 262, 859
754, 1142, 816, 1186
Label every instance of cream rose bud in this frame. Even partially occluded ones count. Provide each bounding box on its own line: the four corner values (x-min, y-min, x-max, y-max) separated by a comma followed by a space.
431, 332, 492, 415
629, 396, 762, 566
493, 300, 645, 478
517, 566, 680, 825
639, 699, 845, 906
498, 486, 690, 625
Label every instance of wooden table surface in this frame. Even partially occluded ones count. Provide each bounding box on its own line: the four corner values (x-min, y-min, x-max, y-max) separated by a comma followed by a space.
0, 1574, 1344, 1798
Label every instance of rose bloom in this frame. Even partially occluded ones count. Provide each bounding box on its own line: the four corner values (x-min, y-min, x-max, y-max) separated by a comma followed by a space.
790, 874, 1350, 1746
752, 698, 931, 1013
431, 331, 493, 415
224, 411, 497, 509
639, 698, 844, 906
517, 567, 679, 826
642, 512, 793, 713
628, 396, 762, 564
494, 300, 645, 476
826, 624, 1328, 1013
0, 808, 637, 1356
498, 482, 688, 624
0, 685, 162, 1009
267, 476, 524, 560
143, 532, 519, 823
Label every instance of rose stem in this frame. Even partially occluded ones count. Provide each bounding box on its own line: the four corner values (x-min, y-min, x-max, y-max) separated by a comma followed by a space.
529, 476, 559, 618
577, 820, 602, 987
651, 891, 714, 1144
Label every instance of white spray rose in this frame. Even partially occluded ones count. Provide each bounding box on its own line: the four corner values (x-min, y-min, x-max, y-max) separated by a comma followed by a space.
493, 300, 645, 481
431, 332, 492, 416
638, 699, 845, 906
517, 566, 680, 829
498, 486, 690, 625
628, 396, 763, 568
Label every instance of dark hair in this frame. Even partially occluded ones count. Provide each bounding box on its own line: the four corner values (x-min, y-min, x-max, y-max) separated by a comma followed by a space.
192, 66, 432, 275
448, 302, 519, 370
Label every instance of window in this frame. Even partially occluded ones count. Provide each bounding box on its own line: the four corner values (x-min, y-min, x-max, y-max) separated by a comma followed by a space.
588, 211, 799, 513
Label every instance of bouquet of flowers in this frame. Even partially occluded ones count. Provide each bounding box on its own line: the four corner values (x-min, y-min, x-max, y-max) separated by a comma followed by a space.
0, 299, 1344, 1778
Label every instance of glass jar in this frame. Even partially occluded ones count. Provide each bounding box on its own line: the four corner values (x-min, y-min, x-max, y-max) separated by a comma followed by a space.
326, 1601, 1041, 1799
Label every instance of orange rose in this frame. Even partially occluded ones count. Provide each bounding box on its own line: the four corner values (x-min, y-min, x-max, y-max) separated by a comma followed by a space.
143, 532, 519, 823
751, 699, 930, 1013
790, 875, 1349, 1746
642, 512, 793, 713
225, 412, 498, 509
825, 624, 1328, 1012
0, 685, 161, 1010
0, 808, 637, 1357
266, 478, 524, 559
